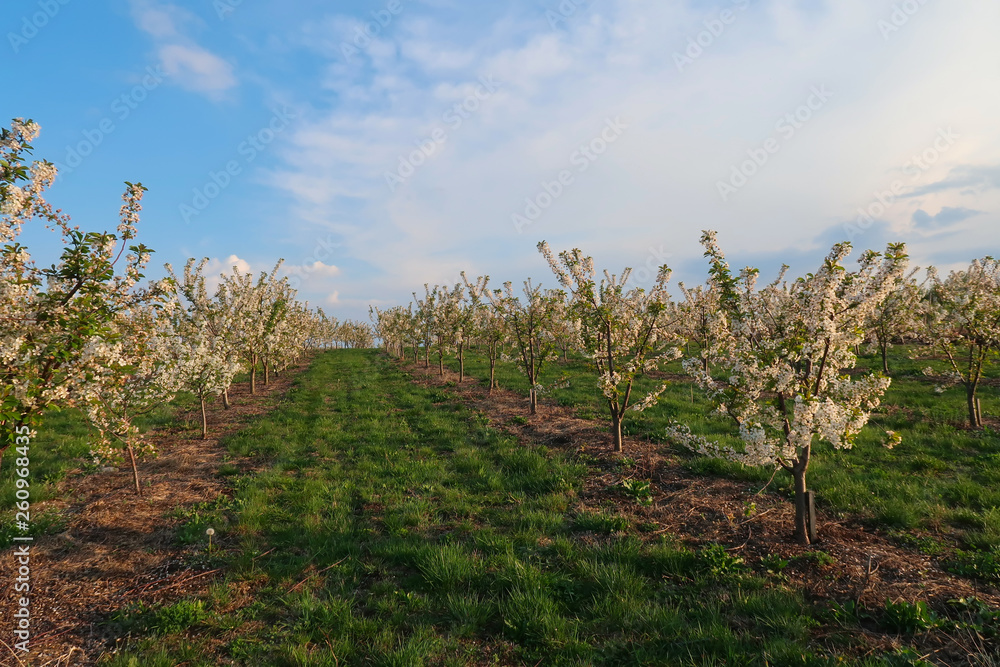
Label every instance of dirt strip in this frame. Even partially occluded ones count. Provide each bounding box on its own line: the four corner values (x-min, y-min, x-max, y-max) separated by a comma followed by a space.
401, 358, 1000, 666
0, 355, 313, 667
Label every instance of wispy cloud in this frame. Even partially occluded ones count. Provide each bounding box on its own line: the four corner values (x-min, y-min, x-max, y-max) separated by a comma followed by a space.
907, 165, 1000, 198
129, 0, 238, 99
159, 44, 237, 96
250, 0, 1000, 314
911, 206, 981, 230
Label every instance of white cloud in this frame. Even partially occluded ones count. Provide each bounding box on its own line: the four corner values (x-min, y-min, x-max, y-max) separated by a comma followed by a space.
159, 44, 237, 96
288, 260, 340, 276
284, 260, 342, 292
129, 0, 238, 99
129, 0, 188, 38
267, 0, 1000, 318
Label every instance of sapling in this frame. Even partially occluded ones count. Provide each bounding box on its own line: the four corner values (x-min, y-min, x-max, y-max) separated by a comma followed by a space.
668, 231, 907, 544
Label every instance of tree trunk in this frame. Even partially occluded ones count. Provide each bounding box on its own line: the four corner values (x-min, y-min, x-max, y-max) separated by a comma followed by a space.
880, 344, 889, 375
127, 444, 142, 496
967, 385, 982, 429
610, 410, 623, 453
458, 343, 465, 383
529, 387, 537, 415
438, 349, 444, 376
223, 387, 231, 410
792, 463, 810, 545
264, 363, 270, 386
489, 357, 496, 394
200, 396, 208, 440
424, 346, 429, 368
250, 365, 257, 395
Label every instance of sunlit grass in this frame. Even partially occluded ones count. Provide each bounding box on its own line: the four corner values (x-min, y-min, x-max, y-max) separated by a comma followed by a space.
446, 344, 1000, 551
104, 349, 894, 665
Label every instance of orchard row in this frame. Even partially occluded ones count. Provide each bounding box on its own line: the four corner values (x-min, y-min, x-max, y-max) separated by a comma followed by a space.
0, 119, 372, 491
373, 238, 999, 544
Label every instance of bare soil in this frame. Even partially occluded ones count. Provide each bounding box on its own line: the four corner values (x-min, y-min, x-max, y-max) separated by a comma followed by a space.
2, 352, 996, 666
0, 356, 313, 667
403, 358, 1000, 666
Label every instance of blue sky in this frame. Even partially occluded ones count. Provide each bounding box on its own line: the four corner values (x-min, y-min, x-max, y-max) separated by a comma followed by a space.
5, 0, 999, 319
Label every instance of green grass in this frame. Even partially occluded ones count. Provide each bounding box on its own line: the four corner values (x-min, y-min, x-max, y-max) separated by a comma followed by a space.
101, 349, 928, 666
0, 369, 253, 548
442, 344, 1000, 556
0, 396, 194, 548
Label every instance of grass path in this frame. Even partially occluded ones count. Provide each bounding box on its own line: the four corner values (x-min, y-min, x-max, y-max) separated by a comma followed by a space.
101, 349, 961, 667
439, 347, 1000, 554
0, 355, 307, 666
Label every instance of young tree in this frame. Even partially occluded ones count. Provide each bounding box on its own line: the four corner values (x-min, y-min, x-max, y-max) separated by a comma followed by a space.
485, 280, 562, 415
539, 242, 684, 452
1, 118, 155, 470
260, 285, 307, 380
219, 261, 288, 393
167, 258, 244, 409
371, 305, 410, 359
462, 273, 507, 392
161, 296, 242, 440
676, 281, 722, 373
668, 231, 907, 544
337, 320, 375, 348
924, 258, 1000, 428
429, 283, 464, 376
546, 289, 580, 363
313, 310, 341, 349
83, 301, 175, 495
454, 274, 489, 382
867, 268, 925, 374
412, 286, 437, 368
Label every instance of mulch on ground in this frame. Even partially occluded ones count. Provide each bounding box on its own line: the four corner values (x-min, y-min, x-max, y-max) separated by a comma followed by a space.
0, 356, 313, 667
2, 352, 995, 666
401, 358, 1000, 666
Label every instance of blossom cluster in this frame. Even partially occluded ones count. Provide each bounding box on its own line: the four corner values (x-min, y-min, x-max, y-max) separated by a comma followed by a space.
1, 118, 352, 471
1, 118, 156, 463
538, 241, 684, 449
668, 232, 907, 471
